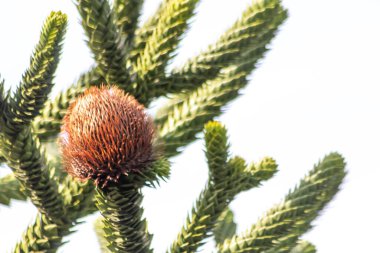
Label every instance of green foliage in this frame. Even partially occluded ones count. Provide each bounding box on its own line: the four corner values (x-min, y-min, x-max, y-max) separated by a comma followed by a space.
0, 12, 68, 222
0, 0, 347, 252
128, 2, 163, 63
214, 208, 237, 245
32, 68, 104, 140
0, 174, 26, 205
14, 179, 95, 253
5, 11, 67, 131
0, 146, 66, 207
217, 153, 346, 253
155, 0, 287, 156
204, 121, 229, 178
168, 122, 230, 252
13, 214, 66, 253
168, 122, 277, 252
113, 0, 144, 47
95, 183, 152, 253
132, 0, 200, 103
289, 240, 317, 253
94, 217, 110, 253
76, 0, 130, 91
157, 0, 287, 96
0, 12, 96, 252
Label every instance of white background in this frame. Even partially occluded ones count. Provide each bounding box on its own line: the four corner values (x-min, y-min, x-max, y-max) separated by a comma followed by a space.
0, 0, 379, 252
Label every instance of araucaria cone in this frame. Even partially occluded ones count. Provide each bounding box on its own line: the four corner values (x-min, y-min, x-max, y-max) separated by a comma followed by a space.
60, 86, 156, 188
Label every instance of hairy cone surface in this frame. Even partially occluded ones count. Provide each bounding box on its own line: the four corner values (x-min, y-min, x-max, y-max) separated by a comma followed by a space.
60, 86, 155, 187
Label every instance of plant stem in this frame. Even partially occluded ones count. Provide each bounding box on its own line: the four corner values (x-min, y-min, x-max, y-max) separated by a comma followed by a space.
95, 182, 152, 253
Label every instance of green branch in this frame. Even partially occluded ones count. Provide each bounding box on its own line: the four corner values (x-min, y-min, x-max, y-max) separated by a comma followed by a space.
6, 11, 67, 132
156, 0, 287, 96
289, 241, 317, 253
0, 140, 70, 207
0, 12, 72, 252
113, 0, 144, 47
217, 153, 346, 253
13, 178, 95, 253
94, 217, 110, 253
76, 0, 130, 91
95, 183, 152, 253
155, 69, 245, 157
0, 174, 27, 205
265, 239, 317, 253
92, 158, 170, 252
168, 122, 229, 252
129, 2, 166, 68
91, 160, 169, 252
0, 12, 67, 222
0, 10, 69, 161
214, 208, 237, 245
168, 122, 277, 252
132, 0, 200, 104
155, 45, 265, 157
0, 127, 66, 222
13, 214, 66, 253
155, 0, 286, 157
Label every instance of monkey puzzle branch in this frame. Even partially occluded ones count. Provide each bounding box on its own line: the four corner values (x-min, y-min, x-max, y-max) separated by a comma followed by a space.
96, 183, 151, 252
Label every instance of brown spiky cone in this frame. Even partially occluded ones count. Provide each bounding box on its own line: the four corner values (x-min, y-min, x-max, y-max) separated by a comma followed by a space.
60, 86, 155, 252
60, 85, 155, 188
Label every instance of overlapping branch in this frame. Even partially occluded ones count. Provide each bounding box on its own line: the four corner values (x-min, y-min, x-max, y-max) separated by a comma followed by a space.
14, 179, 95, 253
0, 173, 26, 205
214, 208, 237, 245
6, 11, 67, 131
168, 122, 277, 252
0, 12, 72, 252
217, 153, 346, 253
154, 0, 287, 97
0, 12, 67, 221
76, 0, 130, 91
132, 0, 200, 104
113, 0, 144, 47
